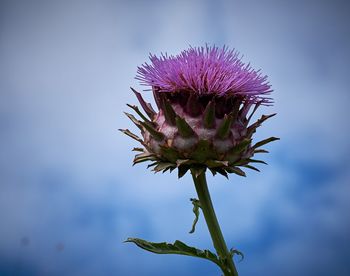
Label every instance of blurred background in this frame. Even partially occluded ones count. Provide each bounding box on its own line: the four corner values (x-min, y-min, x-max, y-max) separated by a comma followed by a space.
1, 0, 349, 275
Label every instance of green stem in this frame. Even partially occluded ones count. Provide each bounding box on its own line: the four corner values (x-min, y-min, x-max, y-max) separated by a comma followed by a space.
191, 171, 238, 276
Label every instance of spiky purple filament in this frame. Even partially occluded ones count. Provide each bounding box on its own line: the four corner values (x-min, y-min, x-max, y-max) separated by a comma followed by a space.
136, 45, 273, 103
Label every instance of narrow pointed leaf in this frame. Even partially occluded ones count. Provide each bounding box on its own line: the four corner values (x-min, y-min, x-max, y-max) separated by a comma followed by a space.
209, 168, 217, 176
131, 87, 156, 119
203, 101, 216, 128
132, 147, 144, 152
247, 158, 268, 165
153, 162, 175, 172
215, 168, 229, 179
239, 101, 252, 120
247, 113, 277, 136
127, 104, 152, 124
147, 161, 159, 168
176, 116, 196, 138
133, 157, 156, 165
253, 137, 280, 149
133, 152, 157, 165
254, 149, 269, 154
119, 129, 143, 143
125, 238, 222, 267
247, 101, 262, 124
124, 112, 143, 130
225, 166, 246, 177
243, 164, 260, 172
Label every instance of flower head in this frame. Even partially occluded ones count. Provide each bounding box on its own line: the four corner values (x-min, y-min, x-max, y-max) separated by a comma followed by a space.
120, 45, 278, 178
136, 45, 272, 103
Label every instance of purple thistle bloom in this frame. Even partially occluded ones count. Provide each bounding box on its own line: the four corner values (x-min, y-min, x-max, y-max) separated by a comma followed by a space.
120, 44, 278, 178
122, 45, 278, 276
136, 45, 273, 103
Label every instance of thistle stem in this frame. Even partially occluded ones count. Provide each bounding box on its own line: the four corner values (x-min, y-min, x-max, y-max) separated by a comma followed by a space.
191, 171, 238, 276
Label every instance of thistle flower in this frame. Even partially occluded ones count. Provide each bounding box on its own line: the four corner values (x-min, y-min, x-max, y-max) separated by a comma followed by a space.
120, 45, 278, 178
121, 45, 278, 276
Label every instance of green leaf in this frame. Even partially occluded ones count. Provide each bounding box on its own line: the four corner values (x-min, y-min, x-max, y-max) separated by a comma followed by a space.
189, 198, 201, 234
243, 164, 260, 172
124, 112, 143, 130
247, 158, 267, 165
133, 152, 157, 165
253, 137, 280, 149
153, 162, 175, 173
246, 101, 262, 124
215, 167, 229, 179
125, 238, 222, 267
247, 113, 277, 136
127, 104, 152, 124
208, 168, 217, 176
254, 149, 269, 154
147, 161, 159, 169
119, 129, 143, 144
225, 166, 246, 177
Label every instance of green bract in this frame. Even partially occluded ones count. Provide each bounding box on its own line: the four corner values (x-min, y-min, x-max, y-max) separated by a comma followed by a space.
120, 88, 278, 178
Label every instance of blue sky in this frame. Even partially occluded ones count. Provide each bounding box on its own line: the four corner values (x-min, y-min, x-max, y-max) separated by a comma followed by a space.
0, 0, 350, 275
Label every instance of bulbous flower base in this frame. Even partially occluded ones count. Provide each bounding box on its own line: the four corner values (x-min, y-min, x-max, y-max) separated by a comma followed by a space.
120, 88, 278, 178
